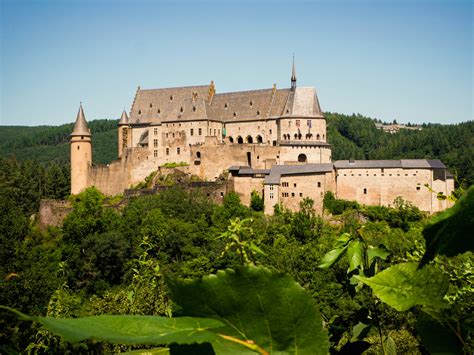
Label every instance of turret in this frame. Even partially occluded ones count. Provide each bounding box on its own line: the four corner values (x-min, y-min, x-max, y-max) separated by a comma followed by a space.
70, 103, 92, 194
118, 109, 129, 158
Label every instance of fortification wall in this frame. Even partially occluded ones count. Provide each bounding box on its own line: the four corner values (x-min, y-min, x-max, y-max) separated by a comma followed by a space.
38, 199, 72, 228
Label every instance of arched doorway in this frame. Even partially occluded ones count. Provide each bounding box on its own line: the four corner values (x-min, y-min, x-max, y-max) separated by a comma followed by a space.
246, 135, 253, 143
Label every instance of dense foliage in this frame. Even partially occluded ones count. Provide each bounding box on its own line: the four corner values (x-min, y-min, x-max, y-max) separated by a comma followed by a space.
1, 176, 472, 353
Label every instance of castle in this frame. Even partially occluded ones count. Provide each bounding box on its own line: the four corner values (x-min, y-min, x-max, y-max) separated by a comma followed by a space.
70, 64, 454, 214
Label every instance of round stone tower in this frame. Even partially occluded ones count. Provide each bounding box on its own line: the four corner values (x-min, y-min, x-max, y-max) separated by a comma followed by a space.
70, 103, 92, 194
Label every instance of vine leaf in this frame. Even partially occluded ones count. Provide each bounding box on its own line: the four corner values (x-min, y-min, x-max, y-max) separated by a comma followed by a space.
167, 265, 329, 354
1, 306, 224, 346
420, 186, 474, 266
355, 262, 449, 311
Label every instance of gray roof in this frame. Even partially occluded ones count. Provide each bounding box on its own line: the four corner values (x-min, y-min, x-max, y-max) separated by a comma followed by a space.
238, 167, 270, 175
128, 82, 324, 125
334, 159, 447, 169
71, 104, 91, 137
264, 163, 333, 184
118, 110, 129, 125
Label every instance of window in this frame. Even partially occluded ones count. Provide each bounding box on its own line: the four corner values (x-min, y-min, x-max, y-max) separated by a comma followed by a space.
153, 139, 158, 148
291, 192, 295, 197
299, 193, 303, 197
270, 193, 274, 199
138, 110, 141, 115
233, 112, 237, 117
214, 129, 217, 135
298, 154, 307, 163
190, 128, 194, 136
225, 103, 228, 109
198, 128, 202, 135
154, 150, 158, 157
270, 185, 274, 191
150, 103, 153, 108
229, 136, 234, 143
363, 188, 367, 194
317, 182, 321, 188
416, 186, 421, 191
250, 101, 253, 107
177, 147, 180, 155
293, 183, 297, 187
196, 151, 201, 159
166, 148, 169, 155
180, 107, 183, 113
282, 182, 289, 187
154, 128, 158, 135
166, 133, 169, 138
170, 95, 173, 101
269, 129, 272, 135
257, 110, 260, 116
157, 109, 161, 114
172, 133, 175, 138
193, 106, 196, 112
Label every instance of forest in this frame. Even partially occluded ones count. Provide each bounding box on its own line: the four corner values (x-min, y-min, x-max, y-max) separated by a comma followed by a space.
0, 112, 472, 354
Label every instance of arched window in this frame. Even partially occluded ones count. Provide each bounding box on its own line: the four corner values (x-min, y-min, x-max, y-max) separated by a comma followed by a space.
180, 107, 184, 113
316, 134, 321, 140
149, 103, 153, 108
196, 151, 201, 159
298, 154, 307, 163
294, 133, 298, 139
246, 135, 253, 143
256, 135, 263, 143
192, 106, 196, 112
237, 136, 243, 144
229, 136, 234, 143
298, 133, 302, 139
138, 110, 141, 115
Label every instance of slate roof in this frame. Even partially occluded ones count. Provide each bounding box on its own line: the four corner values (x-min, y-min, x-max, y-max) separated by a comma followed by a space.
128, 83, 324, 124
334, 159, 447, 169
264, 163, 333, 184
71, 104, 91, 137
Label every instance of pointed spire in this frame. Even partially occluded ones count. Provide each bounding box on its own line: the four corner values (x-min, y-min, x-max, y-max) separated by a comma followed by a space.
71, 103, 91, 136
119, 109, 129, 125
291, 54, 297, 90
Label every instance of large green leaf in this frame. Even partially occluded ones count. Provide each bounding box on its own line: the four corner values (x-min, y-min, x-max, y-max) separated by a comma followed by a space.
416, 311, 464, 355
318, 247, 348, 268
167, 265, 329, 354
347, 240, 365, 273
421, 186, 474, 266
355, 262, 449, 311
2, 307, 224, 346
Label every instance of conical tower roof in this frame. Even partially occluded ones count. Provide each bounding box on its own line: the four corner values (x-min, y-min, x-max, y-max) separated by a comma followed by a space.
291, 57, 297, 82
118, 109, 129, 125
71, 103, 91, 137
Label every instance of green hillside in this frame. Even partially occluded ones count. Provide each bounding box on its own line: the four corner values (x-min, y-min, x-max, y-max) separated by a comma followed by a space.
0, 114, 472, 185
0, 119, 118, 164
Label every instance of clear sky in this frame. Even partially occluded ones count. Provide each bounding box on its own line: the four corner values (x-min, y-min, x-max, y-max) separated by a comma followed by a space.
0, 0, 472, 126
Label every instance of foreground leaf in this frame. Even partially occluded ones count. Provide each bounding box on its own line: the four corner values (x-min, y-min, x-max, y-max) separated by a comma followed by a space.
421, 186, 474, 266
167, 265, 329, 354
416, 311, 465, 355
2, 307, 224, 345
355, 262, 449, 311
319, 247, 348, 268
347, 240, 365, 273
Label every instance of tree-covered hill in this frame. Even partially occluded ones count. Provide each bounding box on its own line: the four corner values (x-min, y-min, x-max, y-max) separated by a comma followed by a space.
1, 114, 472, 185
0, 119, 118, 164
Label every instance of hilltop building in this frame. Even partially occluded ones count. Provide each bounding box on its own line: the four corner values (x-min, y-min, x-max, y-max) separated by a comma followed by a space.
70, 65, 453, 214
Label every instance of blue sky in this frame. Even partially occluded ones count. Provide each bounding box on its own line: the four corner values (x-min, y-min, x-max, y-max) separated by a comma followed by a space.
1, 0, 472, 126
